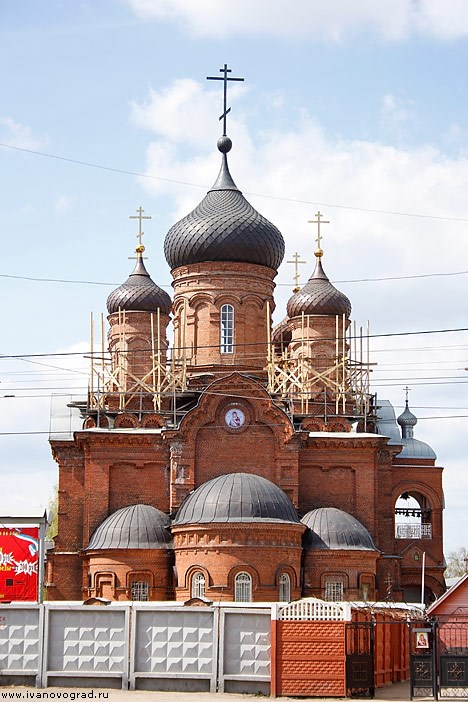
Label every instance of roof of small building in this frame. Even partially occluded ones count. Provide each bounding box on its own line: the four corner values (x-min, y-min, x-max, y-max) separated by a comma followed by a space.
164, 138, 285, 272
107, 254, 172, 315
173, 472, 301, 525
87, 504, 173, 550
301, 507, 378, 551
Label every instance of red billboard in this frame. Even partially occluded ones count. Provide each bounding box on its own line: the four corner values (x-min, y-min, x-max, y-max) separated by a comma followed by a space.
0, 527, 39, 602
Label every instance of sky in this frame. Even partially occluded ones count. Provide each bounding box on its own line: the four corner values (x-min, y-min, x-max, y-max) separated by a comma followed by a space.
1, 0, 468, 558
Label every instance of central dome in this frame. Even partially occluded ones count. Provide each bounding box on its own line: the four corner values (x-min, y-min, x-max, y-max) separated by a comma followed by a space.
173, 472, 300, 525
164, 141, 285, 272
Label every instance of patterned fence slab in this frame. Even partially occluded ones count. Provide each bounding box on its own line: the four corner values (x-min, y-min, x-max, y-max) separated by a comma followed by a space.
0, 605, 43, 686
130, 605, 218, 691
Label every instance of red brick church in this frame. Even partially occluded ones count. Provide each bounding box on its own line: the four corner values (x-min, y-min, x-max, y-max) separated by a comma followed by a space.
47, 70, 446, 605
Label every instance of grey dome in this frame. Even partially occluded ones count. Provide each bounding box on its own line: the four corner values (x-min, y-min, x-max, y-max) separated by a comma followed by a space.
87, 504, 172, 550
301, 507, 377, 551
396, 438, 436, 460
397, 401, 418, 431
173, 472, 300, 525
164, 150, 285, 272
107, 255, 172, 315
287, 256, 351, 318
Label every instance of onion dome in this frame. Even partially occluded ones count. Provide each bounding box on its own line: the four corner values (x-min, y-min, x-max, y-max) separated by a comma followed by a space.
301, 507, 377, 550
87, 504, 172, 550
287, 252, 351, 318
107, 250, 171, 315
272, 316, 292, 346
164, 137, 285, 272
397, 400, 418, 438
173, 472, 300, 525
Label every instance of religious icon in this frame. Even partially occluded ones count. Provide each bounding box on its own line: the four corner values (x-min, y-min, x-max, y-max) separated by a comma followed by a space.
416, 631, 429, 649
225, 408, 245, 429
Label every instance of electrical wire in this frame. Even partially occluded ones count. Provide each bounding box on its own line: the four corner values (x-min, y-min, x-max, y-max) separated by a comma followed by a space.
2, 141, 468, 223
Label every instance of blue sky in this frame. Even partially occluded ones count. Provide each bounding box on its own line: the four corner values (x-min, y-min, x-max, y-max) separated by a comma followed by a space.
1, 0, 468, 557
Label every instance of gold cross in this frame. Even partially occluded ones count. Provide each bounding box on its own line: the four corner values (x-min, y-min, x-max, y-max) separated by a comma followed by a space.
308, 211, 330, 255
129, 206, 152, 251
287, 252, 307, 292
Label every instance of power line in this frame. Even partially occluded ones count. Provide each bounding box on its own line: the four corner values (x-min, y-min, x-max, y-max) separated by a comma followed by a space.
2, 267, 468, 288
2, 141, 468, 223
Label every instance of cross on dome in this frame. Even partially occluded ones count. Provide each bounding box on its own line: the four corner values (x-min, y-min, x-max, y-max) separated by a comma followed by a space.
129, 206, 151, 253
287, 252, 307, 293
308, 211, 330, 258
207, 63, 244, 136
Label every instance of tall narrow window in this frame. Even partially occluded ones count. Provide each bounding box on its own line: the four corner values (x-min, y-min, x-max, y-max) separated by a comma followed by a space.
278, 573, 291, 602
191, 571, 206, 599
220, 304, 234, 354
234, 572, 252, 602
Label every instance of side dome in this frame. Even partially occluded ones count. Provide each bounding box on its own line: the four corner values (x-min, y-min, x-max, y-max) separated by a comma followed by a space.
87, 504, 173, 550
173, 472, 300, 525
107, 255, 171, 315
287, 255, 351, 318
301, 507, 377, 550
164, 140, 285, 272
396, 438, 437, 460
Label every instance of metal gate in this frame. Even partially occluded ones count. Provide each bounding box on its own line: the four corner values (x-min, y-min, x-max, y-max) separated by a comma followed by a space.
345, 621, 375, 698
409, 621, 437, 699
438, 620, 468, 698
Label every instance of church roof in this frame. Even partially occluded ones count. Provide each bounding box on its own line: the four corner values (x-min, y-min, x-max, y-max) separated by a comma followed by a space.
164, 138, 285, 272
107, 254, 172, 315
173, 472, 301, 525
396, 438, 436, 460
301, 507, 378, 551
87, 504, 173, 550
287, 255, 351, 318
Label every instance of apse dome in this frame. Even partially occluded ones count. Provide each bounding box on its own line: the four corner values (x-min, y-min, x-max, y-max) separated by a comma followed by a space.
107, 255, 171, 315
287, 255, 351, 318
164, 138, 285, 272
301, 507, 377, 551
87, 504, 173, 550
173, 472, 300, 525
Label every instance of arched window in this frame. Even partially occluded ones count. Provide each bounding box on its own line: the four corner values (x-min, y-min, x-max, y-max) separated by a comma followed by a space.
278, 573, 291, 602
395, 492, 432, 539
191, 571, 206, 599
234, 572, 252, 602
220, 304, 234, 354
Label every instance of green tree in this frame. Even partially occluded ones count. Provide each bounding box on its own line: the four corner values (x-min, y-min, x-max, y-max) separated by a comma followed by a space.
445, 546, 468, 578
46, 484, 58, 541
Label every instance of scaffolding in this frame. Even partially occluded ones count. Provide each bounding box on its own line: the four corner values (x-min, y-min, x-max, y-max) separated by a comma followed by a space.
266, 306, 374, 422
88, 309, 187, 413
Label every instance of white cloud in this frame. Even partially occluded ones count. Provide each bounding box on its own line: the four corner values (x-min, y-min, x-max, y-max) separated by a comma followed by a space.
0, 117, 47, 151
54, 196, 72, 212
125, 0, 468, 41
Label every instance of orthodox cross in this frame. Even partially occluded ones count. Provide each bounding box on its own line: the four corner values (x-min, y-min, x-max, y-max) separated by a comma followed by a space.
404, 385, 411, 403
308, 211, 330, 253
129, 206, 151, 251
207, 63, 244, 136
287, 252, 307, 293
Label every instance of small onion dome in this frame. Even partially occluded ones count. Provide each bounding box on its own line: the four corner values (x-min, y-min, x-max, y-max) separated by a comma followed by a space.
397, 400, 418, 433
106, 253, 171, 315
301, 507, 377, 551
164, 138, 285, 272
287, 254, 351, 318
173, 472, 300, 525
87, 504, 172, 550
